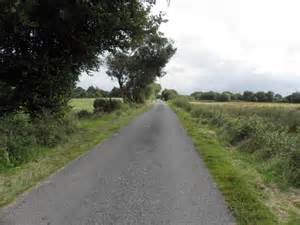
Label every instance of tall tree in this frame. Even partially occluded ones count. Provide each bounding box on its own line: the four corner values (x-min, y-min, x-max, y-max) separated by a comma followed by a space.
0, 0, 156, 116
106, 15, 176, 103
72, 87, 86, 98
106, 52, 131, 99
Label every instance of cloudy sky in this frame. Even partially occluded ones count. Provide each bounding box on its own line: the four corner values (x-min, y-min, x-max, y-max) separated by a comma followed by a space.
79, 0, 300, 96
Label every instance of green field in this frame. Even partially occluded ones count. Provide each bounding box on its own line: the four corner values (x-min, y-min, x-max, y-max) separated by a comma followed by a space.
191, 101, 300, 108
69, 98, 123, 112
69, 98, 95, 112
190, 101, 300, 133
171, 99, 300, 225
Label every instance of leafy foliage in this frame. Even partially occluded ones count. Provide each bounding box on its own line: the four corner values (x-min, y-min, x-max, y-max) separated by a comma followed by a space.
146, 83, 162, 100
0, 0, 156, 115
76, 109, 93, 119
72, 86, 109, 98
110, 87, 122, 98
190, 90, 300, 103
93, 98, 122, 113
106, 14, 176, 103
216, 92, 232, 102
171, 97, 192, 111
161, 89, 178, 101
286, 92, 300, 103
0, 112, 76, 167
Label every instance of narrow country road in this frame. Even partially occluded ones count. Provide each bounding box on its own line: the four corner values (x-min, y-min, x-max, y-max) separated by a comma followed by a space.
0, 102, 234, 225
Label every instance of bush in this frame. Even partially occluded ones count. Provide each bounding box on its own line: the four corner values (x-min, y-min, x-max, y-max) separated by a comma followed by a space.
0, 128, 10, 167
0, 112, 76, 167
0, 114, 37, 166
228, 116, 265, 145
161, 89, 178, 101
76, 110, 93, 119
32, 112, 76, 147
171, 97, 192, 112
93, 98, 122, 113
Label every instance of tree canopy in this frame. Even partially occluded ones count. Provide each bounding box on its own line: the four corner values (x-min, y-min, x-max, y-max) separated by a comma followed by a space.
72, 86, 109, 98
161, 89, 178, 101
0, 0, 158, 116
106, 14, 176, 103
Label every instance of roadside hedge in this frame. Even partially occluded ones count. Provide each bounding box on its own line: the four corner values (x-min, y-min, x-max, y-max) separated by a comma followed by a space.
93, 98, 122, 113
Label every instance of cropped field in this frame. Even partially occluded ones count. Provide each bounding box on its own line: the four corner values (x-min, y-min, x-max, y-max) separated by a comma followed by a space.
171, 98, 300, 225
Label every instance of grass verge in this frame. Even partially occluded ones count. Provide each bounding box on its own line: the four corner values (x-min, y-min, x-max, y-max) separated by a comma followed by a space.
0, 104, 150, 208
171, 105, 282, 225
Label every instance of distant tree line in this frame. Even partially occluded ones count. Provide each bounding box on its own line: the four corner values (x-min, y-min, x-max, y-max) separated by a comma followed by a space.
190, 91, 300, 103
72, 86, 110, 98
73, 83, 162, 100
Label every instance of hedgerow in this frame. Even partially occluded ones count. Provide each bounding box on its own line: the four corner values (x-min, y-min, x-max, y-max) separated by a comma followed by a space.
0, 112, 76, 168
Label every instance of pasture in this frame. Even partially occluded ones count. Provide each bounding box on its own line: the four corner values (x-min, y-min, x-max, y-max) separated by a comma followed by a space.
69, 98, 95, 112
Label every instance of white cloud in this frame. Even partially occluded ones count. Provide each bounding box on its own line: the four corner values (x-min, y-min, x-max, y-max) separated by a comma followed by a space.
79, 0, 300, 95
78, 69, 117, 91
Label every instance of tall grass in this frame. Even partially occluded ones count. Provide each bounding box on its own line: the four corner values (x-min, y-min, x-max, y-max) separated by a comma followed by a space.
172, 99, 300, 189
0, 112, 76, 168
171, 98, 300, 224
171, 107, 277, 225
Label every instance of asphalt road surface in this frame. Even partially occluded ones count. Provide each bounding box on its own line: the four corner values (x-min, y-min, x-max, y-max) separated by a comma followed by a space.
0, 102, 234, 225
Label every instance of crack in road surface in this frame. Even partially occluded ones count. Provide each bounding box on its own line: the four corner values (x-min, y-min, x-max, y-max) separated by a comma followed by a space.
0, 102, 234, 225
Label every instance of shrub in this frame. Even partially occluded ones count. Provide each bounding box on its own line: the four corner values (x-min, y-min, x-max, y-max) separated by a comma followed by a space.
0, 128, 9, 167
0, 114, 37, 166
228, 116, 265, 145
77, 110, 93, 119
110, 99, 123, 111
161, 89, 178, 101
93, 98, 122, 113
32, 112, 76, 146
0, 112, 76, 167
171, 97, 192, 112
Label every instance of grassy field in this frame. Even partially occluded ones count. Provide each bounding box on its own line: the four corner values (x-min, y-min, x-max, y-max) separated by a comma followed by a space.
69, 98, 95, 112
69, 98, 123, 112
0, 99, 149, 207
190, 101, 300, 108
171, 99, 300, 225
191, 101, 300, 130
